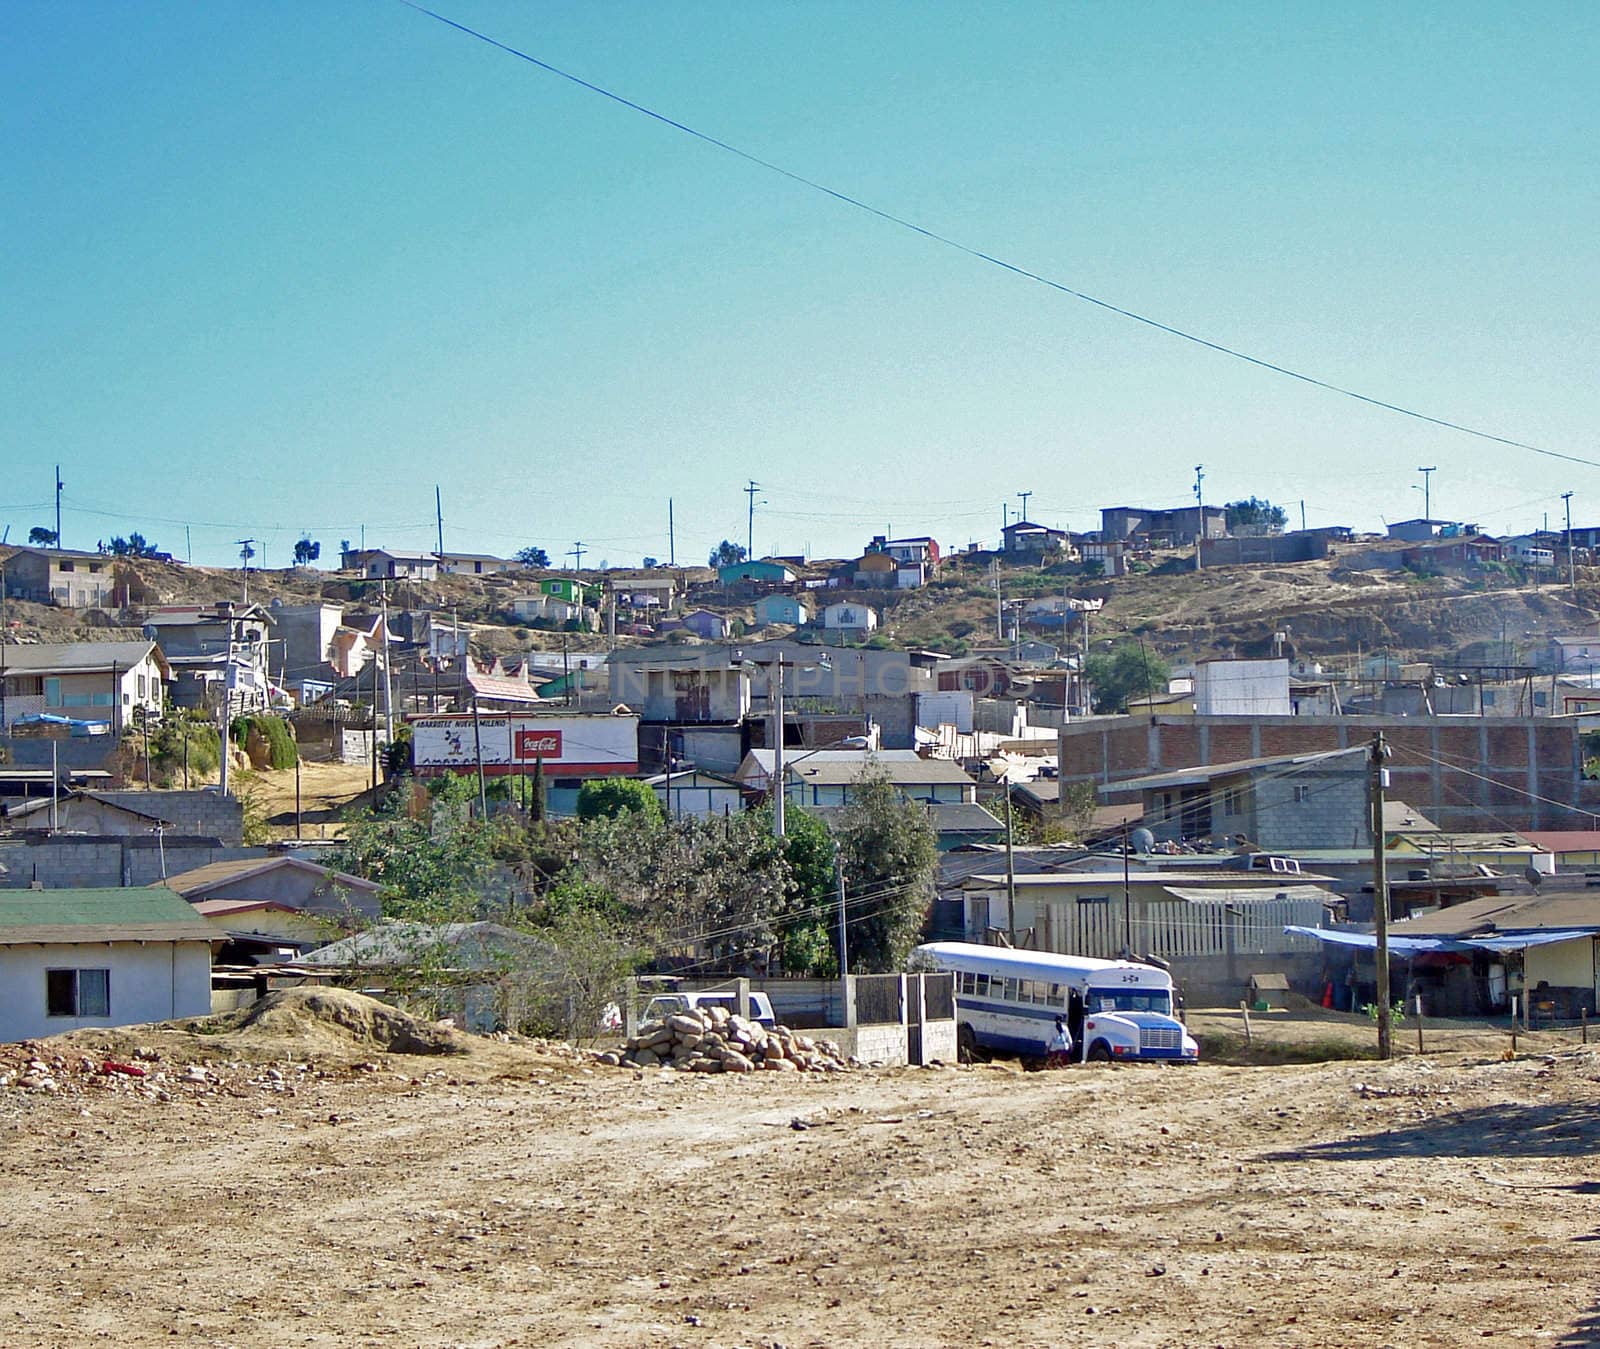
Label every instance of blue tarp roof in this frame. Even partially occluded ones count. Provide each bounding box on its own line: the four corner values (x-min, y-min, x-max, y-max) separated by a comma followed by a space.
1285, 925, 1600, 955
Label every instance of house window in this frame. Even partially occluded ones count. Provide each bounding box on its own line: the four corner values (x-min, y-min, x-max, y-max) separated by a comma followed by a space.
1223, 788, 1244, 816
44, 678, 61, 705
59, 560, 75, 572
137, 674, 146, 698
1533, 690, 1548, 708
1482, 689, 1497, 706
47, 968, 110, 1018
1293, 785, 1311, 803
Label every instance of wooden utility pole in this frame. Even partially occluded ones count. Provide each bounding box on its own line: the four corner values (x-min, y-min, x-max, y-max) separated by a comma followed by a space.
1370, 732, 1393, 1059
1003, 774, 1017, 946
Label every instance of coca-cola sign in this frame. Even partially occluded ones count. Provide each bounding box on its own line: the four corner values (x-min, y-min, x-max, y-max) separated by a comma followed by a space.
514, 730, 563, 759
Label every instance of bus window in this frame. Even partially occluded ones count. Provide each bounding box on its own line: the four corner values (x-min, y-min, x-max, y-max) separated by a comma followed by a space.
974, 974, 989, 995
1019, 979, 1035, 1003
1002, 978, 1018, 1002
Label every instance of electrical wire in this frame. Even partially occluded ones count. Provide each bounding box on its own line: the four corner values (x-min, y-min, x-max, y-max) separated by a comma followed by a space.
398, 0, 1599, 471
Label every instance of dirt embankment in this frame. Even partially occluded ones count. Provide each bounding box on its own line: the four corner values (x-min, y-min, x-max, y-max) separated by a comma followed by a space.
1, 1004, 1597, 1346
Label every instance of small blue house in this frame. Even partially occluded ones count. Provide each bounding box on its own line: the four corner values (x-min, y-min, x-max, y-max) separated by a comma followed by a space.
754, 594, 810, 627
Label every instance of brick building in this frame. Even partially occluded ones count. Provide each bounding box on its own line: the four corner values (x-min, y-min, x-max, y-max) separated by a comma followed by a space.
1059, 713, 1596, 832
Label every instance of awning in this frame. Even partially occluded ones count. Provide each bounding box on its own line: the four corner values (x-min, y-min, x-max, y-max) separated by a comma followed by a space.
1285, 925, 1600, 956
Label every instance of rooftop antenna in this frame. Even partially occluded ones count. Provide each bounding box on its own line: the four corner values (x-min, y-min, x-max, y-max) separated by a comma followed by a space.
1193, 464, 1205, 572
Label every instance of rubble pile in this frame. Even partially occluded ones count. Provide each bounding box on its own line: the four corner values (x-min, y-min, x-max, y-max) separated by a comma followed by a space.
597, 1007, 856, 1074
0, 1043, 349, 1105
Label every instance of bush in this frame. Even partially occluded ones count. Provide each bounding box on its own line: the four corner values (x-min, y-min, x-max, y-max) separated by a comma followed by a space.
230, 714, 297, 770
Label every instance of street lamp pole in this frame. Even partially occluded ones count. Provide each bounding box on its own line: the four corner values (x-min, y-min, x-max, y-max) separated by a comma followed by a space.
1418, 466, 1436, 524
772, 657, 786, 839
1563, 491, 1576, 591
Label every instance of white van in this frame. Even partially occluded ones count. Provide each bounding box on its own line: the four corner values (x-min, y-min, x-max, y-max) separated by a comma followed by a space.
640, 990, 778, 1028
913, 941, 1199, 1063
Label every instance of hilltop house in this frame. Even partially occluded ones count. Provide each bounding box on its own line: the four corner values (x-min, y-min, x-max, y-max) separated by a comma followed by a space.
718, 560, 797, 589
681, 609, 729, 640
1, 547, 129, 609
754, 594, 810, 627
1100, 505, 1226, 546
339, 548, 439, 581
0, 640, 168, 734
1001, 521, 1070, 557
435, 552, 514, 576
821, 602, 878, 635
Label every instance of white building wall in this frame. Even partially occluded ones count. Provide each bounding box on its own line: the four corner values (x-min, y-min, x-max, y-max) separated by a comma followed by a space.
1194, 659, 1292, 716
0, 941, 213, 1042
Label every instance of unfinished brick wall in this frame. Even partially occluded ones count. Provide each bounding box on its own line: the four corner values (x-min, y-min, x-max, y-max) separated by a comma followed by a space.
1061, 714, 1589, 831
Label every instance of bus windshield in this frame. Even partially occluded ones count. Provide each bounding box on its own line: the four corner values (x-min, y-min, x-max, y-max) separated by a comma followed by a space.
1088, 987, 1172, 1015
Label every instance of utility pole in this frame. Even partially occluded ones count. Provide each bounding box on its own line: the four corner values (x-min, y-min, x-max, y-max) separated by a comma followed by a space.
54, 465, 63, 549
568, 541, 585, 572
668, 498, 676, 567
380, 582, 394, 745
1003, 774, 1017, 946
1122, 819, 1133, 955
1016, 490, 1032, 522
1418, 466, 1436, 523
236, 539, 256, 604
1193, 464, 1205, 572
471, 697, 488, 819
771, 658, 786, 839
745, 480, 760, 560
435, 485, 445, 559
1369, 732, 1393, 1060
1563, 492, 1576, 591
835, 842, 849, 979
991, 559, 1003, 639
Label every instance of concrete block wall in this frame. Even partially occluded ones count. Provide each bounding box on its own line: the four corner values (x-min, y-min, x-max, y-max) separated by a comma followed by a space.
0, 837, 265, 889
93, 790, 244, 844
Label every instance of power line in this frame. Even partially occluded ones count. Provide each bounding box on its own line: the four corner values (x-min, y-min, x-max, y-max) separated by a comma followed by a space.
398, 1, 1600, 471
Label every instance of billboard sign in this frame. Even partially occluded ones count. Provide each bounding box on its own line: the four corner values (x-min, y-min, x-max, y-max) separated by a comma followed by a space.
410, 714, 636, 776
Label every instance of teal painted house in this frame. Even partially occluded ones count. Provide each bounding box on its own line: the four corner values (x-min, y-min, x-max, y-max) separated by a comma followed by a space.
754, 594, 810, 627
718, 561, 796, 587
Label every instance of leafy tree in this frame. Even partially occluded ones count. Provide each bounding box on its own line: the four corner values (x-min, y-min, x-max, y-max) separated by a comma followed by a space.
1223, 496, 1289, 533
708, 540, 748, 568
330, 776, 498, 921
516, 546, 551, 567
777, 807, 840, 977
1083, 642, 1170, 713
834, 765, 939, 972
109, 532, 160, 557
27, 526, 57, 546
641, 556, 660, 569
293, 536, 321, 565
576, 777, 665, 823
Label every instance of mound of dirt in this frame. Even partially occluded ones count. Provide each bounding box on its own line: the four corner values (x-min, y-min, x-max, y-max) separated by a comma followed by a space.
222, 989, 467, 1056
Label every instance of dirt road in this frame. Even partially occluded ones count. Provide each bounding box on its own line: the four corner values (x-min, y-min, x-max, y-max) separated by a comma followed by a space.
2, 1034, 1598, 1347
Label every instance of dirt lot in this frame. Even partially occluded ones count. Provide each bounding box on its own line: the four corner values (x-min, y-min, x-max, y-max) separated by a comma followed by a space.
2, 1004, 1598, 1348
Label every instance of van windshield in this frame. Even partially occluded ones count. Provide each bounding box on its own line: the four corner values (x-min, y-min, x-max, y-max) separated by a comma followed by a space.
1088, 987, 1172, 1015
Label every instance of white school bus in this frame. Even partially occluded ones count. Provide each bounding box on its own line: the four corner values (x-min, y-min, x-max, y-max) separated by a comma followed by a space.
913, 941, 1199, 1063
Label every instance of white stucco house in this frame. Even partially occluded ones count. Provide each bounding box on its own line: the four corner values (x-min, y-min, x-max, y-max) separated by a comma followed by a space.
821, 602, 879, 634
0, 888, 217, 1042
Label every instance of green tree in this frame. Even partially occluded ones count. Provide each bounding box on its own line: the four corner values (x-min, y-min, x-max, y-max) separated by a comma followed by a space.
575, 777, 665, 823
776, 807, 840, 976
516, 546, 551, 567
109, 532, 160, 557
1083, 642, 1170, 713
331, 776, 498, 921
293, 536, 321, 565
1223, 496, 1289, 533
27, 526, 57, 546
834, 765, 938, 972
708, 540, 747, 568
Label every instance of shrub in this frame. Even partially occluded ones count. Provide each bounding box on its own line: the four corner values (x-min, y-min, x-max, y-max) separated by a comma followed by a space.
230, 714, 297, 770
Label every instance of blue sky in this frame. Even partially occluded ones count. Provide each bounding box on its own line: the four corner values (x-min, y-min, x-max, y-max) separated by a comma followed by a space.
4, 3, 1597, 567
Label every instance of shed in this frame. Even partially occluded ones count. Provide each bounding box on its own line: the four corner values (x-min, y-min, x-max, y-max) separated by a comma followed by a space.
1248, 972, 1290, 1009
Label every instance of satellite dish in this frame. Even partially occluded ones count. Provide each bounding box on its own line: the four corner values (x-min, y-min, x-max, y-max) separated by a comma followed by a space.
1130, 827, 1155, 854
1524, 865, 1543, 892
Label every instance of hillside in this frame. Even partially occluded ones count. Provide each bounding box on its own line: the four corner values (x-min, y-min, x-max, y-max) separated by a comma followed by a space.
4, 543, 1597, 670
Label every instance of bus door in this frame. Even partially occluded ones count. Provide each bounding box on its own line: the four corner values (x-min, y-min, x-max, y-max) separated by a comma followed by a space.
1067, 989, 1085, 1049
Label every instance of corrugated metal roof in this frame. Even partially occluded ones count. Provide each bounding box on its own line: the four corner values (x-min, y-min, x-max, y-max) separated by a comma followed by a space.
159, 855, 378, 897
0, 640, 165, 676
1106, 747, 1366, 795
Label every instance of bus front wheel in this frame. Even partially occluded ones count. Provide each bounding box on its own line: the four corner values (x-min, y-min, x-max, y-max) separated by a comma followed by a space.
1087, 1040, 1113, 1063
958, 1024, 980, 1064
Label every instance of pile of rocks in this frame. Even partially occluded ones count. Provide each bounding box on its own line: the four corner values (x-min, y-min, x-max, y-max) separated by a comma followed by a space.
597, 1007, 855, 1074
0, 1043, 354, 1106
